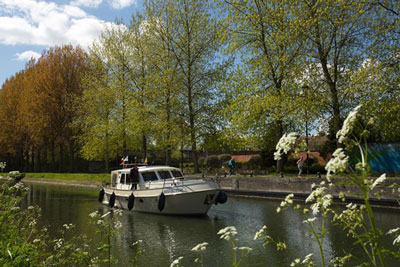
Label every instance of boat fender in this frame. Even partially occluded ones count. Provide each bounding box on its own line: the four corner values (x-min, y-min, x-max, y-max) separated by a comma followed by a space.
216, 190, 227, 204
98, 188, 105, 203
109, 192, 116, 208
128, 193, 135, 210
158, 192, 166, 212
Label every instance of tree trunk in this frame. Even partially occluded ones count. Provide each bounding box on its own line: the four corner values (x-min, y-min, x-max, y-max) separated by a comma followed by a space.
51, 141, 56, 172
69, 138, 74, 173
166, 145, 171, 166
37, 148, 41, 172
31, 148, 35, 173
58, 143, 63, 172
142, 134, 147, 163
104, 157, 109, 173
42, 149, 48, 172
276, 120, 285, 173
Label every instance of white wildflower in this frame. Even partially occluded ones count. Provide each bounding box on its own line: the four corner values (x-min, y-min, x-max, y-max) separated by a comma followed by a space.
274, 132, 297, 160
13, 182, 25, 190
276, 242, 287, 251
306, 186, 326, 203
89, 211, 98, 218
115, 221, 123, 230
55, 239, 63, 249
325, 148, 348, 181
254, 225, 267, 240
310, 203, 320, 215
387, 228, 400, 235
280, 193, 294, 207
302, 253, 314, 265
192, 242, 208, 252
28, 206, 34, 210
29, 220, 37, 227
132, 240, 143, 246
321, 194, 333, 209
394, 235, 400, 245
170, 256, 184, 267
276, 207, 281, 213
371, 173, 386, 189
33, 239, 41, 243
336, 105, 362, 143
238, 247, 252, 254
101, 211, 111, 218
97, 219, 104, 225
303, 217, 317, 223
290, 258, 301, 266
63, 223, 74, 230
114, 209, 123, 216
218, 226, 237, 240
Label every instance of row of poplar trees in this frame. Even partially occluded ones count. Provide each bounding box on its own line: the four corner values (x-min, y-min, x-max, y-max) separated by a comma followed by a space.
0, 0, 399, 173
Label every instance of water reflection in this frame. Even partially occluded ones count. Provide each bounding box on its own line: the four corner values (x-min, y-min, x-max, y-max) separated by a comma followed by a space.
24, 182, 400, 266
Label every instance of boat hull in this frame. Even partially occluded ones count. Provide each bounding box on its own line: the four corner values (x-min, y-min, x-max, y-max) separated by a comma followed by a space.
102, 183, 220, 215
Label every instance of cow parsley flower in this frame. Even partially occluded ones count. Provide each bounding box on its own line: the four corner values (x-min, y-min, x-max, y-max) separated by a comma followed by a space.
238, 246, 252, 253
191, 242, 208, 252
325, 148, 348, 181
274, 132, 297, 160
170, 256, 184, 267
336, 105, 362, 143
280, 193, 294, 207
371, 173, 386, 189
303, 217, 317, 224
218, 226, 237, 241
254, 225, 267, 240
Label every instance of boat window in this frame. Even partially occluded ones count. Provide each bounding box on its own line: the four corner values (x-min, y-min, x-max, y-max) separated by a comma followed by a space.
120, 173, 126, 184
158, 170, 172, 179
141, 171, 158, 181
126, 171, 131, 184
171, 170, 183, 178
111, 173, 117, 187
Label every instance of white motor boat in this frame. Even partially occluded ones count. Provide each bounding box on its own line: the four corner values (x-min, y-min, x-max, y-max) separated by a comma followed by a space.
99, 165, 227, 215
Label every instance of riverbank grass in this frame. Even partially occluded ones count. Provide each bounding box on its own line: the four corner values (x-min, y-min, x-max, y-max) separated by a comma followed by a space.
25, 173, 109, 182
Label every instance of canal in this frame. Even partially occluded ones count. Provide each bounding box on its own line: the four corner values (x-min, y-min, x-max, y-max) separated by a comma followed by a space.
25, 182, 400, 266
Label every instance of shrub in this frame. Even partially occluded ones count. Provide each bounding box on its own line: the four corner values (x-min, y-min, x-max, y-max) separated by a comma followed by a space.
198, 157, 206, 167
206, 155, 220, 168
248, 155, 262, 169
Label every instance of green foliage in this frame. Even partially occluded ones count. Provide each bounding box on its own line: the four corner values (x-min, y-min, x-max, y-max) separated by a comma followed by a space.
205, 155, 220, 169
248, 155, 262, 170
0, 181, 143, 266
25, 173, 109, 182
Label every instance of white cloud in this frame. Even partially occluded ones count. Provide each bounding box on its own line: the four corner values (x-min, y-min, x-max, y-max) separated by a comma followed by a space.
14, 50, 41, 61
0, 0, 112, 48
70, 0, 102, 8
108, 0, 136, 9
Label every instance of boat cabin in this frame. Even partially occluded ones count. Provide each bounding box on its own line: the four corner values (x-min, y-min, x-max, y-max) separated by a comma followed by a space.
110, 166, 184, 190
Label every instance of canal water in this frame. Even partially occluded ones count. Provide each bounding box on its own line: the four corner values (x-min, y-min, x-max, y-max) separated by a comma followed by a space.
25, 182, 400, 266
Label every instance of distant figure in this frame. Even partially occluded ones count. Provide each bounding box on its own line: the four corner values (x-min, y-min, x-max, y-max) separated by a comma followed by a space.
297, 156, 304, 178
228, 158, 236, 176
130, 165, 139, 190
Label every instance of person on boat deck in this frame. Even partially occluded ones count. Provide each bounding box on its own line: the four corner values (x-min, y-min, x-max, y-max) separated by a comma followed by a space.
131, 165, 139, 190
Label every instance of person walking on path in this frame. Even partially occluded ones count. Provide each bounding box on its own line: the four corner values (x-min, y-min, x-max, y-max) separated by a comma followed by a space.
228, 158, 236, 176
297, 156, 304, 178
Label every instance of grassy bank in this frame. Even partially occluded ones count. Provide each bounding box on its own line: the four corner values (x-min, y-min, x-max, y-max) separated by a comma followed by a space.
25, 172, 109, 182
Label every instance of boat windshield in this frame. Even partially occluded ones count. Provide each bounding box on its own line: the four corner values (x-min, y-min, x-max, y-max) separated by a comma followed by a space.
171, 170, 183, 179
158, 170, 172, 179
141, 171, 158, 182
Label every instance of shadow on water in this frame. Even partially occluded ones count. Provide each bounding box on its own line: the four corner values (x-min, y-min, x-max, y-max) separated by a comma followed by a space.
24, 182, 400, 266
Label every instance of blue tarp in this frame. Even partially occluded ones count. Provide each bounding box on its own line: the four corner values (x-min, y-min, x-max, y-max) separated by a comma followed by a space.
352, 143, 400, 173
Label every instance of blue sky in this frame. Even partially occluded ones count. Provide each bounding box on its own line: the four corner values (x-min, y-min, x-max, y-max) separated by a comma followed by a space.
0, 0, 142, 86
